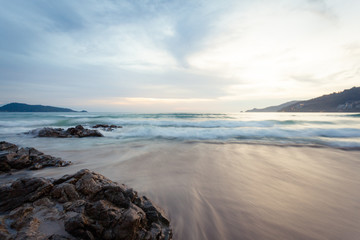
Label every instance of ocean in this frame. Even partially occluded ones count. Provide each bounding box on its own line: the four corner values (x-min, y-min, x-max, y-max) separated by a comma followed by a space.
1, 112, 360, 239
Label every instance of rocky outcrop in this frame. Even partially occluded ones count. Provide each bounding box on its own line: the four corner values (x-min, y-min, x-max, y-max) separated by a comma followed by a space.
92, 124, 122, 131
0, 169, 172, 240
28, 125, 103, 138
0, 141, 70, 173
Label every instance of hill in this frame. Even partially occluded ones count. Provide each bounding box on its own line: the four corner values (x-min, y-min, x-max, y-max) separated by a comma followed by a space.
0, 103, 85, 112
246, 101, 300, 112
280, 87, 360, 112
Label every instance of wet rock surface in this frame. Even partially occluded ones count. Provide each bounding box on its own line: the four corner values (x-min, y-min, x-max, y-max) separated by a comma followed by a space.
28, 125, 103, 138
0, 169, 172, 240
92, 124, 122, 131
0, 141, 71, 174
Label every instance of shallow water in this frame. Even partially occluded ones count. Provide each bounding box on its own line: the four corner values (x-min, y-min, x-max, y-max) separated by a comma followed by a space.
1, 112, 360, 239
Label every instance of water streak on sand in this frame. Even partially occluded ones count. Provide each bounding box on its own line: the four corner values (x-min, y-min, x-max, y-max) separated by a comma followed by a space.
5, 142, 359, 240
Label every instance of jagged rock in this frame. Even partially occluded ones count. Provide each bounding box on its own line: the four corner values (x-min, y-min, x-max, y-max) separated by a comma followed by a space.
0, 169, 172, 240
27, 125, 103, 138
0, 141, 71, 174
0, 177, 53, 212
92, 124, 122, 131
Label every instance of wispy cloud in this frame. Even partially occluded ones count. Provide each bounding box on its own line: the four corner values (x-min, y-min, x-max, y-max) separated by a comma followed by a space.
0, 0, 359, 111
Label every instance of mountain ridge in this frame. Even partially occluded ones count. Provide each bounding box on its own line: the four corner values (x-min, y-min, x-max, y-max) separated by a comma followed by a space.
0, 103, 86, 112
246, 101, 301, 112
246, 87, 360, 112
280, 87, 360, 112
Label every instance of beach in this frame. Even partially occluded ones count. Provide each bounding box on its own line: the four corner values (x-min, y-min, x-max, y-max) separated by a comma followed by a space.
1, 112, 360, 239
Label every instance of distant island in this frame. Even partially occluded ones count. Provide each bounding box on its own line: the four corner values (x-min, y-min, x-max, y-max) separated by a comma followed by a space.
247, 87, 360, 112
0, 103, 87, 112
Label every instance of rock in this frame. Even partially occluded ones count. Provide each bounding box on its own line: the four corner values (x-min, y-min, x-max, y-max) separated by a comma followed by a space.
51, 183, 80, 203
92, 124, 122, 131
0, 142, 71, 174
27, 125, 103, 138
37, 127, 68, 138
0, 169, 172, 240
48, 234, 73, 240
0, 141, 18, 152
0, 177, 53, 212
65, 125, 103, 138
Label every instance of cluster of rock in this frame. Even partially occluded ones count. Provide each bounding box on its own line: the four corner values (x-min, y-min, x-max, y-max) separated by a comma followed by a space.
0, 169, 172, 240
28, 125, 103, 138
0, 141, 71, 173
92, 124, 122, 132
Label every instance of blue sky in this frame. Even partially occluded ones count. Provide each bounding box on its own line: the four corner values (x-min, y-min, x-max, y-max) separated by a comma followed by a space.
0, 0, 359, 112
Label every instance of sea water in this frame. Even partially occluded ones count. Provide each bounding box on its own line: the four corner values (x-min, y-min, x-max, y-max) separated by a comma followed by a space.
1, 112, 360, 148
1, 112, 360, 239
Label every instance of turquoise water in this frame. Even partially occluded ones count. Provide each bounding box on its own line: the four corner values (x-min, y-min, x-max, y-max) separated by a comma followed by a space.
1, 112, 360, 149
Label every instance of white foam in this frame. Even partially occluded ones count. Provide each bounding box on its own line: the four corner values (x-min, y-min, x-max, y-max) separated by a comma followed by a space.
1, 112, 360, 149
116, 126, 360, 141
0, 119, 56, 127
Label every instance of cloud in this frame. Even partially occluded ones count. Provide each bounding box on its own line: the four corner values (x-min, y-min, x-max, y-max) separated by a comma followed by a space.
303, 0, 338, 21
0, 0, 360, 111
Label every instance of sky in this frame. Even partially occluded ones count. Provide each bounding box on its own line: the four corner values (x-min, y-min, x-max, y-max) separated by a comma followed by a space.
0, 0, 359, 112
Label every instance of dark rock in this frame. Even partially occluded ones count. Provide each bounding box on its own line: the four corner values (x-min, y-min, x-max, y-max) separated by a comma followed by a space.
37, 127, 68, 138
28, 125, 103, 138
0, 169, 172, 240
64, 213, 94, 240
0, 142, 71, 174
92, 124, 122, 131
0, 141, 18, 152
51, 183, 80, 203
48, 234, 73, 240
63, 200, 86, 214
0, 161, 11, 172
0, 177, 53, 212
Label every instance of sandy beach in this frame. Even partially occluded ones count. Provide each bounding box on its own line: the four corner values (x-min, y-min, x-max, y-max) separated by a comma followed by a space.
5, 140, 359, 240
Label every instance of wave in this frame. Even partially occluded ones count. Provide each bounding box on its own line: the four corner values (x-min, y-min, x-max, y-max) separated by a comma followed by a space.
58, 113, 234, 120
58, 115, 102, 118
1, 112, 359, 149
0, 117, 338, 130
0, 120, 56, 127
66, 118, 334, 129
115, 126, 360, 140
100, 126, 359, 149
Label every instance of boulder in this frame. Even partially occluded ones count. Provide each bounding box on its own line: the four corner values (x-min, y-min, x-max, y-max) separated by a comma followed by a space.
92, 124, 122, 131
0, 141, 71, 174
28, 125, 103, 138
0, 169, 172, 240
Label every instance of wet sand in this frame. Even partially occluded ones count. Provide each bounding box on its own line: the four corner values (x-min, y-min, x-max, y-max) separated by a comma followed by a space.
4, 141, 360, 240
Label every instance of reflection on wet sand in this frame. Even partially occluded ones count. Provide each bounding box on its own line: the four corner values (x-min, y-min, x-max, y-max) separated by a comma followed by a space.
16, 142, 360, 240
